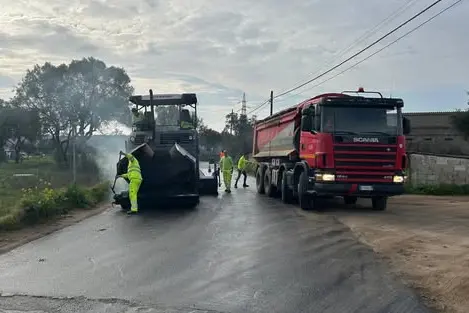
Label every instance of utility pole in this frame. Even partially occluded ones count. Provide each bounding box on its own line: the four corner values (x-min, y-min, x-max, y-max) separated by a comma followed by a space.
72, 124, 76, 185
270, 90, 273, 116
230, 109, 234, 135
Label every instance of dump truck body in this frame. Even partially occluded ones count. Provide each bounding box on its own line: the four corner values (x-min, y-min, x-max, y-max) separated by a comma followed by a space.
111, 91, 217, 210
253, 89, 411, 211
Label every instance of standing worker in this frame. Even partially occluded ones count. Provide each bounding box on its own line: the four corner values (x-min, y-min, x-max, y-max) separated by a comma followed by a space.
234, 152, 250, 188
217, 150, 225, 187
117, 151, 142, 214
219, 149, 233, 193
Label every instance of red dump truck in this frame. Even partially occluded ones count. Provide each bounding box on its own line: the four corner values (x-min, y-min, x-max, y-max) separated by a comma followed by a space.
252, 88, 411, 211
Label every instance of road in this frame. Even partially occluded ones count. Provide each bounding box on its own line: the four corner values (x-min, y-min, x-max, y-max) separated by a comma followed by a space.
0, 176, 431, 313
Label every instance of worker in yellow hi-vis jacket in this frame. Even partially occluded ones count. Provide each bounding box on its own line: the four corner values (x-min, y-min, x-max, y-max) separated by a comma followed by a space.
219, 149, 233, 193
234, 152, 250, 188
117, 151, 142, 214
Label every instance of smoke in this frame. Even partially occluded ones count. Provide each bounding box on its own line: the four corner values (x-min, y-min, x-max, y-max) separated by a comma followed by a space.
87, 134, 128, 194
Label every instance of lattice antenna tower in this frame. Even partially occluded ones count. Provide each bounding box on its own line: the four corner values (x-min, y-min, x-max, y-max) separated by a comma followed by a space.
241, 92, 247, 116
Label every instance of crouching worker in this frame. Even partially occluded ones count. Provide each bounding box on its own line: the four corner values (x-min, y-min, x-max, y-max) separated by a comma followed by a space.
117, 151, 142, 214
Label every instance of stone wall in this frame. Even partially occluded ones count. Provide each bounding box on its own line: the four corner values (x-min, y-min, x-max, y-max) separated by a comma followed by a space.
403, 111, 469, 155
409, 153, 469, 185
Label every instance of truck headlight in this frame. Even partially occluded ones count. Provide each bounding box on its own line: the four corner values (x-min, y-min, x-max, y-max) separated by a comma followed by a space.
393, 175, 404, 183
315, 173, 335, 181
129, 136, 135, 143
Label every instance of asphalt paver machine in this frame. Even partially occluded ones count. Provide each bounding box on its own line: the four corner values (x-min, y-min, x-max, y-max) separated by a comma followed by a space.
111, 90, 218, 210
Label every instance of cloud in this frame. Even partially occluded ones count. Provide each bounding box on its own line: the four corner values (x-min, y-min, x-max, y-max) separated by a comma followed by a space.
0, 0, 468, 129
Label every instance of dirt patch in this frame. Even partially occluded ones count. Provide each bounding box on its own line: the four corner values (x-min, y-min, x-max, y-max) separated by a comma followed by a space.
330, 195, 469, 313
0, 204, 111, 255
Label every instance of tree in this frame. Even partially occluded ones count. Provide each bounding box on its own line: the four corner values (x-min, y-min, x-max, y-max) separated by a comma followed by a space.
66, 57, 134, 135
200, 127, 222, 146
220, 112, 255, 157
0, 105, 41, 163
451, 91, 469, 140
14, 58, 134, 163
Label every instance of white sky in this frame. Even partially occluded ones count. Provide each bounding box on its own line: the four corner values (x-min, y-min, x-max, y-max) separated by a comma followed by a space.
1, 0, 468, 131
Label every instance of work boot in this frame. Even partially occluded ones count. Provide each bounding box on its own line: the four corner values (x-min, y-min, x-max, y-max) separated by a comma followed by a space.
243, 184, 249, 188
225, 189, 228, 192
127, 208, 138, 215
234, 184, 238, 188
227, 189, 231, 193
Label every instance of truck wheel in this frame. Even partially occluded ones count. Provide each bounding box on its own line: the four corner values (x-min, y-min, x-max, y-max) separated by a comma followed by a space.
344, 196, 358, 205
263, 169, 276, 197
281, 171, 293, 204
298, 171, 313, 210
371, 196, 387, 211
256, 167, 265, 194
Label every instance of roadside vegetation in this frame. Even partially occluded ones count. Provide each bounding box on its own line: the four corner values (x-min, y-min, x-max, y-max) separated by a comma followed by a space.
0, 156, 109, 231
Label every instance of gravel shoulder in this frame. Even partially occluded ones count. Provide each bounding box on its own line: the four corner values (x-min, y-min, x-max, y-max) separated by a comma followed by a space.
327, 195, 469, 313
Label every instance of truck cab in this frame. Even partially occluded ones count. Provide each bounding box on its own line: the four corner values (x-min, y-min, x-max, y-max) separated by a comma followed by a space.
253, 88, 411, 211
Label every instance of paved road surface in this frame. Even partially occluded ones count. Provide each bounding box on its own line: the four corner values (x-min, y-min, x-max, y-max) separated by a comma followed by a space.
0, 176, 431, 313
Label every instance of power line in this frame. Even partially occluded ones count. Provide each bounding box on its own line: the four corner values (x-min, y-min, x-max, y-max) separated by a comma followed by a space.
275, 0, 465, 105
275, 0, 420, 97
273, 0, 445, 99
246, 99, 270, 116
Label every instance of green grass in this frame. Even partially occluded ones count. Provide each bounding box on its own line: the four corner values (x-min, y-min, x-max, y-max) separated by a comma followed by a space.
0, 156, 109, 231
404, 183, 469, 196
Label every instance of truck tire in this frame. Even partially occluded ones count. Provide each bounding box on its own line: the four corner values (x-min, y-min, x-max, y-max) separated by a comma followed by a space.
371, 196, 387, 211
281, 171, 293, 204
256, 166, 265, 194
263, 169, 276, 197
298, 171, 314, 210
344, 196, 358, 205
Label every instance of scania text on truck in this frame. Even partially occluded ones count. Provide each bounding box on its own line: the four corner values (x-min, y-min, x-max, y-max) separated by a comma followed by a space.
252, 88, 411, 211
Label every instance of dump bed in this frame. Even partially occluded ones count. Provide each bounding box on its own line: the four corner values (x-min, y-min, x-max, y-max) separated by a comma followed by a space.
252, 106, 298, 160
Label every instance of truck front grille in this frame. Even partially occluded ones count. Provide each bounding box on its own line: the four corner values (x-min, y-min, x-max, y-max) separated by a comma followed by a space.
333, 144, 397, 183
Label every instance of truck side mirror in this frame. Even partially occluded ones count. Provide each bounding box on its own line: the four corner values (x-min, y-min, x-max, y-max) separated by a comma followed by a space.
302, 106, 315, 116
301, 106, 315, 132
403, 117, 411, 135
301, 115, 313, 132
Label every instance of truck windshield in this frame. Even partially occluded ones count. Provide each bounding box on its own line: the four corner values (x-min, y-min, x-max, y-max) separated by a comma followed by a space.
322, 106, 398, 135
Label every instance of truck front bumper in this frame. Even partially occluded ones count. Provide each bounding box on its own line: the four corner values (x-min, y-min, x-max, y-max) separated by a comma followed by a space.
310, 182, 405, 197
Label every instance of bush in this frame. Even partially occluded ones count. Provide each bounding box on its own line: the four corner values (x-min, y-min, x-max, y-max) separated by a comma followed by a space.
405, 183, 469, 196
0, 182, 109, 231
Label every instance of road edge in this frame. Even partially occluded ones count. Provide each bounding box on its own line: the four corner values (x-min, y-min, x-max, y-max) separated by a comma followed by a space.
0, 203, 111, 255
